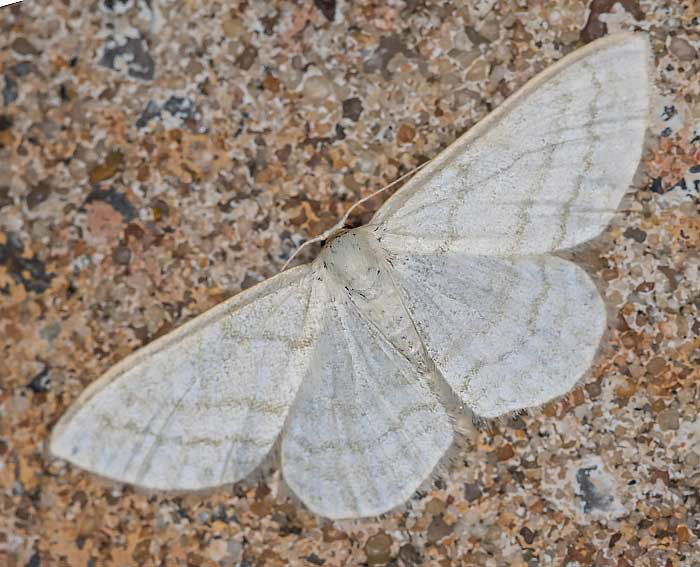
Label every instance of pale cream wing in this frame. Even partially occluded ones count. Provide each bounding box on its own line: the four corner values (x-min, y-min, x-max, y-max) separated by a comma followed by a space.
372, 33, 651, 256
50, 265, 317, 490
281, 276, 453, 519
390, 252, 606, 418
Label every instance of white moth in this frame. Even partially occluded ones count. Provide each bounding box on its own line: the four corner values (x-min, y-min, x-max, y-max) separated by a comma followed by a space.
50, 33, 652, 519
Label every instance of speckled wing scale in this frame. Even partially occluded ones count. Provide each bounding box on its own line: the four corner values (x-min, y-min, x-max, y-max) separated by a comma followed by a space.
50, 33, 651, 519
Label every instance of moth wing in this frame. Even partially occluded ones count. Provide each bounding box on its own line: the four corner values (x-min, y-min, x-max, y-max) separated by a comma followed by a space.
391, 252, 606, 418
281, 276, 453, 519
372, 33, 652, 256
50, 265, 317, 490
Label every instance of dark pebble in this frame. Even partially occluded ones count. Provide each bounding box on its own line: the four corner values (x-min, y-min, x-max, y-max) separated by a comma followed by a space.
12, 62, 33, 77
136, 100, 161, 129
86, 187, 137, 220
398, 544, 421, 565
11, 37, 41, 56
26, 181, 52, 209
100, 36, 155, 81
314, 0, 336, 21
520, 526, 535, 545
464, 482, 482, 502
236, 45, 258, 70
0, 186, 12, 209
112, 243, 132, 265
0, 115, 13, 131
623, 227, 647, 243
427, 516, 453, 543
585, 381, 602, 398
27, 366, 51, 393
3, 74, 19, 105
365, 532, 392, 565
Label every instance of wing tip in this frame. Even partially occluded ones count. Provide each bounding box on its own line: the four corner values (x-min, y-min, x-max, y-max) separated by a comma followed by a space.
581, 32, 654, 106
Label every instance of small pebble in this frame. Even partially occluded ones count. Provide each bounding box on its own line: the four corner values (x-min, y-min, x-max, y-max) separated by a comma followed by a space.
112, 244, 131, 265
466, 59, 490, 81
364, 532, 392, 565
427, 516, 453, 543
657, 408, 680, 431
397, 544, 421, 565
646, 356, 666, 375
89, 151, 124, 184
11, 37, 41, 56
676, 525, 691, 544
342, 97, 363, 121
520, 526, 535, 545
464, 482, 482, 502
669, 37, 697, 61
303, 75, 334, 100
623, 227, 647, 243
496, 444, 515, 461
26, 181, 51, 209
236, 45, 257, 70
585, 381, 602, 398
397, 123, 416, 143
222, 17, 243, 39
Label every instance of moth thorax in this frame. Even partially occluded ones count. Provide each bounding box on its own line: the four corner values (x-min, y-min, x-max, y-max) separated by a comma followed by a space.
319, 227, 386, 300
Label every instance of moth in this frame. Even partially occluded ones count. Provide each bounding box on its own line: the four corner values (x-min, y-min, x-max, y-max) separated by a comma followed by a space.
50, 33, 652, 519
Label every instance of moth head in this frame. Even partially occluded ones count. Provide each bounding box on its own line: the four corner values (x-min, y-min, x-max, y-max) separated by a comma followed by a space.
323, 226, 350, 245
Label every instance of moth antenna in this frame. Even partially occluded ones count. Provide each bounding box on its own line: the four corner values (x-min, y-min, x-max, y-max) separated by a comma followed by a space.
280, 160, 431, 272
336, 159, 432, 230
280, 225, 339, 272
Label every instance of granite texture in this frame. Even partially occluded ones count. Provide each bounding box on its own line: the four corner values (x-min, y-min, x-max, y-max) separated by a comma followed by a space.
1, 0, 699, 566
